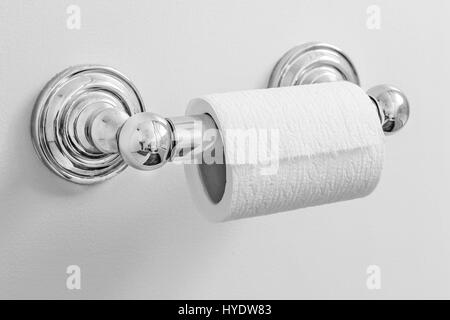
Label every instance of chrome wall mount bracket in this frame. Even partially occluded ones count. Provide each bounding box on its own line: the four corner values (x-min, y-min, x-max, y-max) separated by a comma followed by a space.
31, 42, 410, 185
31, 65, 145, 184
268, 42, 360, 87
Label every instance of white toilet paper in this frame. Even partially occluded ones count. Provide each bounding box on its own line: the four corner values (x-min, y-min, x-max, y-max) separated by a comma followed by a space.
185, 82, 385, 222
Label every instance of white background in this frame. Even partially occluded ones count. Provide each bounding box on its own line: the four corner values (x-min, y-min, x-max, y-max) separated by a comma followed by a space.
0, 0, 449, 299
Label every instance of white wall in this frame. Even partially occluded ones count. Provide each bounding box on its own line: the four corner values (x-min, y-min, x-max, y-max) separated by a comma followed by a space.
0, 0, 449, 299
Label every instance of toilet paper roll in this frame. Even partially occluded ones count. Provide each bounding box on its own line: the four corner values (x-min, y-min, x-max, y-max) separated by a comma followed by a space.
185, 82, 385, 222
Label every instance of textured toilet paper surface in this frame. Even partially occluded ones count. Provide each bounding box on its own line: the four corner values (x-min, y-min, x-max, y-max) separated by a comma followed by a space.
185, 82, 385, 222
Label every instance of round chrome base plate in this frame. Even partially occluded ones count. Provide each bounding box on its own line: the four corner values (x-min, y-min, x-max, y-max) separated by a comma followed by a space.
268, 42, 360, 87
31, 65, 145, 184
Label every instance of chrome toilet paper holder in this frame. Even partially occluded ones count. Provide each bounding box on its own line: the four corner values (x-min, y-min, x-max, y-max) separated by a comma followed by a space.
31, 42, 410, 184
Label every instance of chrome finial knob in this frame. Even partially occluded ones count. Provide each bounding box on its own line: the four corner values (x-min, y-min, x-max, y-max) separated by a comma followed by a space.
118, 112, 173, 170
367, 85, 410, 135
